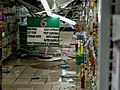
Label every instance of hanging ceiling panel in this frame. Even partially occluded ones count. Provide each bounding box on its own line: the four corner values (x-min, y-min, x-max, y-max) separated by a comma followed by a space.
47, 0, 74, 8
17, 0, 85, 28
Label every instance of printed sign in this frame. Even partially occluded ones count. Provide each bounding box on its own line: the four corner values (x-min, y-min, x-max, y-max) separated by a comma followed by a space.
27, 17, 60, 47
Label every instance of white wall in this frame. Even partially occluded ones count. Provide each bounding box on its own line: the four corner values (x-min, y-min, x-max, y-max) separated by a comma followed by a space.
113, 15, 120, 41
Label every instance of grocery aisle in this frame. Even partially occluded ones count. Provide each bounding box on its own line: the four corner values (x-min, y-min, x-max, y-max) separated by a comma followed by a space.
0, 0, 101, 90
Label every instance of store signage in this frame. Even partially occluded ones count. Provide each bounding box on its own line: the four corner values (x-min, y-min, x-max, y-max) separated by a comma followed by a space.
27, 17, 60, 47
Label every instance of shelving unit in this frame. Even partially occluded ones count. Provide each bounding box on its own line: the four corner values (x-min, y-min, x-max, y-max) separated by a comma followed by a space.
1, 1, 18, 61
62, 1, 98, 89
0, 7, 3, 61
19, 25, 27, 50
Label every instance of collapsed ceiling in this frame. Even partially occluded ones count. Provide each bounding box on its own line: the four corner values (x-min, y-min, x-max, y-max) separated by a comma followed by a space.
15, 0, 90, 30
17, 0, 84, 21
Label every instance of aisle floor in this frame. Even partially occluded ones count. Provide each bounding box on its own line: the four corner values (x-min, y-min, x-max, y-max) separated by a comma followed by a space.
2, 57, 82, 90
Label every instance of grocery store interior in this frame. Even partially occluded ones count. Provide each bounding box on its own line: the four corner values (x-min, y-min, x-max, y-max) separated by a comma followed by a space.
0, 0, 120, 90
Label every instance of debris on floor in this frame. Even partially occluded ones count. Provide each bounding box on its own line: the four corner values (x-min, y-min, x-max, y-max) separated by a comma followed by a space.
31, 76, 40, 80
31, 72, 40, 80
2, 58, 82, 90
2, 67, 12, 73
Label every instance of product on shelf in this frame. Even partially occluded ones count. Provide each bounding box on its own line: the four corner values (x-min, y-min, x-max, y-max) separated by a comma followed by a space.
1, 1, 18, 60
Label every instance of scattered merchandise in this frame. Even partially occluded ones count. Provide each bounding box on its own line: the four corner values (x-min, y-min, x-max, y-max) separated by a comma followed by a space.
31, 76, 40, 79
2, 67, 12, 73
1, 1, 18, 60
31, 72, 40, 80
60, 64, 70, 69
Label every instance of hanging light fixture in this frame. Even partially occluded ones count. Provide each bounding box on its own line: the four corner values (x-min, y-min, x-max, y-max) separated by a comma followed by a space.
37, 0, 76, 25
40, 0, 52, 16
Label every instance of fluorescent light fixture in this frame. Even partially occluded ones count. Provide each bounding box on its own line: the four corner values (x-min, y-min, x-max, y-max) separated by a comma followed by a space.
50, 13, 76, 25
38, 0, 76, 25
40, 0, 52, 16
36, 11, 46, 14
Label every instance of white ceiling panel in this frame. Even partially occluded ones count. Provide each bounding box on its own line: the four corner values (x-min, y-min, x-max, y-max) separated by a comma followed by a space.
47, 0, 74, 9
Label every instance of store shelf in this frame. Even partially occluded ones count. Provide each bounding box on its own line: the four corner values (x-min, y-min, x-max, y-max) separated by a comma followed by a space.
2, 40, 17, 48
1, 1, 18, 61
4, 13, 15, 16
2, 31, 17, 38
2, 52, 12, 61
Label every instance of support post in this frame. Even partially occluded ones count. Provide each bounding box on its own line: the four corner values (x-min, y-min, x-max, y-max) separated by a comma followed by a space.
97, 0, 111, 90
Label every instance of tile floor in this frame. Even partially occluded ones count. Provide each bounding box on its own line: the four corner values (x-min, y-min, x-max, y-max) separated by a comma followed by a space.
2, 57, 82, 90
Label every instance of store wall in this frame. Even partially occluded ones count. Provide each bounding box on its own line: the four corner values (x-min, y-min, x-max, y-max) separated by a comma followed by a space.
113, 15, 120, 41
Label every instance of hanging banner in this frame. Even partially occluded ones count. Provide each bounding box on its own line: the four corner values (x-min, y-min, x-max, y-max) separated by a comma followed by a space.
27, 17, 60, 47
